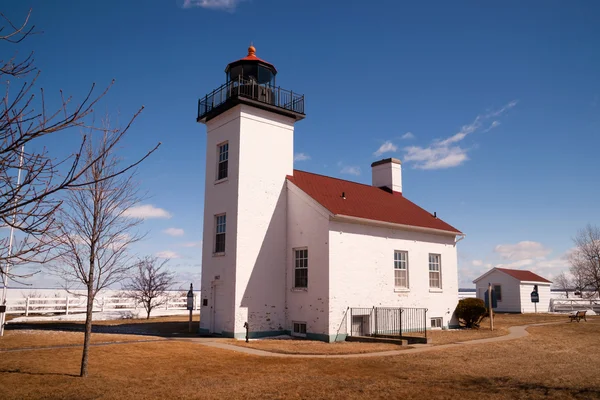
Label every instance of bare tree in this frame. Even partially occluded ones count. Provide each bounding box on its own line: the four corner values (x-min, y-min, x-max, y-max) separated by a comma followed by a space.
125, 256, 175, 319
50, 123, 147, 377
0, 9, 159, 281
569, 224, 600, 298
553, 272, 571, 298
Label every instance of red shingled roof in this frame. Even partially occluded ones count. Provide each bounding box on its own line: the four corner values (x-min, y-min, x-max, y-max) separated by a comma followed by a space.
287, 170, 461, 234
496, 268, 552, 283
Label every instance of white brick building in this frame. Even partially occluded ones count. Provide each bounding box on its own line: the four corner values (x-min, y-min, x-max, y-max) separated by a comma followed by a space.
197, 46, 464, 341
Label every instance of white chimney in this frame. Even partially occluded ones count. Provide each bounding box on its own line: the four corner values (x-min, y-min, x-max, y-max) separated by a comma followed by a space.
371, 158, 402, 193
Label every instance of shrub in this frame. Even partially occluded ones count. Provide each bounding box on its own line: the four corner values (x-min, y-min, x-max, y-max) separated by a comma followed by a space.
455, 298, 487, 328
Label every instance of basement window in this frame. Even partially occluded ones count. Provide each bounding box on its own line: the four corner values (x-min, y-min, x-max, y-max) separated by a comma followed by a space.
292, 322, 307, 337
430, 317, 443, 329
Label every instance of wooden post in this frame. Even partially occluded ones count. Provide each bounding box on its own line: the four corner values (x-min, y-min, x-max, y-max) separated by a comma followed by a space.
488, 283, 494, 331
25, 297, 30, 317
65, 297, 69, 315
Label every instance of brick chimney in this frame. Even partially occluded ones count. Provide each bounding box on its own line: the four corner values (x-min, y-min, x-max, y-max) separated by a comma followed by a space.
371, 158, 402, 193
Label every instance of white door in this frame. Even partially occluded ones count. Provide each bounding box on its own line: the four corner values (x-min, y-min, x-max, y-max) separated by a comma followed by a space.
211, 282, 225, 334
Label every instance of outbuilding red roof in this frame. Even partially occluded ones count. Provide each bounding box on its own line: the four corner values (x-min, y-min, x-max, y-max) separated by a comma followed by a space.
496, 268, 552, 283
287, 170, 461, 234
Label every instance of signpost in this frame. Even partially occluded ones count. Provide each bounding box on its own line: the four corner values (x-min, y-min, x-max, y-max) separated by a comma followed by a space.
531, 284, 539, 313
486, 283, 495, 331
187, 283, 194, 333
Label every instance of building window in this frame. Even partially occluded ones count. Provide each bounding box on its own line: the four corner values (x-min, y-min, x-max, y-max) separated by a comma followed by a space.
217, 142, 228, 181
294, 248, 308, 288
493, 285, 502, 301
394, 250, 408, 288
429, 254, 441, 288
431, 317, 443, 329
292, 322, 307, 337
214, 214, 226, 253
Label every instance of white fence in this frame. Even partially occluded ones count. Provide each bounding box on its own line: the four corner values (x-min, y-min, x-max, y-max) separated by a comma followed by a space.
4, 295, 201, 316
549, 299, 600, 313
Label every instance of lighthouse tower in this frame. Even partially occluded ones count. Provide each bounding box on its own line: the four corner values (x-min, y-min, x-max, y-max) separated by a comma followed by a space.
197, 46, 305, 337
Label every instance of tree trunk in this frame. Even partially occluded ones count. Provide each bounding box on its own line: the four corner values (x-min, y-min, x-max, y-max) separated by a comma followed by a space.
80, 281, 94, 377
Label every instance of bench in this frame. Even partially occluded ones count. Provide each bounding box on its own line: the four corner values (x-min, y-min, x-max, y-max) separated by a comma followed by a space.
569, 310, 587, 322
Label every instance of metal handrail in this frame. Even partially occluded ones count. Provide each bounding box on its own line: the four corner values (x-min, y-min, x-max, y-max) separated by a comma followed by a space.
198, 77, 305, 120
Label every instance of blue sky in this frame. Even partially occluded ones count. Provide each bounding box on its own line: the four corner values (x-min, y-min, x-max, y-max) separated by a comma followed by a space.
3, 0, 599, 288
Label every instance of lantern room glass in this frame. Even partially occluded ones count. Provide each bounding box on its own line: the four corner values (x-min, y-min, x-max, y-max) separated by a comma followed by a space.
227, 64, 276, 86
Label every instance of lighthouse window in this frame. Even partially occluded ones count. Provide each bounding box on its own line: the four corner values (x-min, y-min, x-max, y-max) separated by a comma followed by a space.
217, 142, 228, 181
214, 214, 226, 254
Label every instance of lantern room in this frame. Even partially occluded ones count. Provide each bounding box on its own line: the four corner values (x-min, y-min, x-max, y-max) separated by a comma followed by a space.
225, 45, 277, 86
197, 45, 305, 124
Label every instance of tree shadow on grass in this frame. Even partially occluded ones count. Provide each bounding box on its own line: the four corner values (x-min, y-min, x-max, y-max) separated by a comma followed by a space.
0, 368, 78, 378
465, 376, 600, 399
6, 320, 209, 338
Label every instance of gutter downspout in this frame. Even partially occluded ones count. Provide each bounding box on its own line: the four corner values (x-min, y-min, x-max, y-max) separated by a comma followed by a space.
455, 234, 466, 244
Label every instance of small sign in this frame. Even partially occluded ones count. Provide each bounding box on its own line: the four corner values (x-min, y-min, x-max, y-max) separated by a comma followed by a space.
186, 283, 194, 311
531, 291, 539, 303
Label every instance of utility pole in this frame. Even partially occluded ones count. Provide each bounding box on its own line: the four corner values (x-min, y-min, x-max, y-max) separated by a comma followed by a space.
0, 145, 25, 337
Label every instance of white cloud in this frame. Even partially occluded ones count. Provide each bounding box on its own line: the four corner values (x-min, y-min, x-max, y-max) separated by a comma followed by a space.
164, 228, 185, 237
182, 0, 241, 11
403, 100, 517, 170
403, 145, 469, 170
494, 241, 552, 261
156, 250, 181, 259
471, 260, 484, 267
340, 166, 361, 176
401, 132, 415, 140
294, 153, 311, 162
482, 120, 501, 133
181, 241, 203, 248
123, 205, 171, 219
373, 141, 398, 157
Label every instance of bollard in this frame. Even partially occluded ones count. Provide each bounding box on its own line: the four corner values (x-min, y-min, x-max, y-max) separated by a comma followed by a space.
243, 322, 249, 343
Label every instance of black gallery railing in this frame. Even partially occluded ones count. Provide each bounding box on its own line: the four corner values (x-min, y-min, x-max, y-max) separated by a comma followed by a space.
198, 77, 305, 120
349, 307, 428, 338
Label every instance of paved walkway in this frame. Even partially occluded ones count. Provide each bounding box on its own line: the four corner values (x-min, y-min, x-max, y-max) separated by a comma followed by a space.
176, 321, 565, 359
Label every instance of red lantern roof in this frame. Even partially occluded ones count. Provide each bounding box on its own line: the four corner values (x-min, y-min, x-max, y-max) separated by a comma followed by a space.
225, 45, 277, 73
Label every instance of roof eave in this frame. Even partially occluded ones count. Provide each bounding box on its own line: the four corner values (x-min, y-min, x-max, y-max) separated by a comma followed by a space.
332, 214, 462, 237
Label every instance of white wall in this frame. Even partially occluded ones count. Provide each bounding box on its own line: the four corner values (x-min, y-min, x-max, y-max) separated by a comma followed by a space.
286, 183, 331, 337
234, 105, 295, 336
475, 271, 521, 313
199, 106, 242, 335
519, 282, 551, 313
328, 220, 460, 337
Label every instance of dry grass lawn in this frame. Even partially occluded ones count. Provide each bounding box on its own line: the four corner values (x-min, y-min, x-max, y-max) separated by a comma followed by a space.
1, 314, 199, 350
0, 315, 598, 399
429, 312, 568, 345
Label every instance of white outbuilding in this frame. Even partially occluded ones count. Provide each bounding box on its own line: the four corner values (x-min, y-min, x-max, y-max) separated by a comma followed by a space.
473, 268, 552, 313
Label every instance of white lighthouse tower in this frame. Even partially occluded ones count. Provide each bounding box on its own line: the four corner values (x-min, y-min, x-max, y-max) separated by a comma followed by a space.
197, 46, 305, 337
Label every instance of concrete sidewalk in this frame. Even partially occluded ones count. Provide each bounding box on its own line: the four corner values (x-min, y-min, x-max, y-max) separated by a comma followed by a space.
180, 322, 565, 359
0, 321, 564, 356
